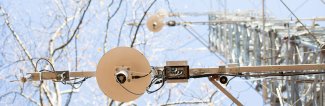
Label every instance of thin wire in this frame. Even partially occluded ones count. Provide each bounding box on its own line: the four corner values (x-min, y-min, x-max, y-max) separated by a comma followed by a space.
183, 26, 228, 64
279, 0, 321, 46
226, 76, 236, 86
176, 14, 229, 64
287, 0, 309, 18
183, 26, 209, 48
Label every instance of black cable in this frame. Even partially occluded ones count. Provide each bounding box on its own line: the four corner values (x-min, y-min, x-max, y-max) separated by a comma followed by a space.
65, 77, 89, 85
132, 69, 152, 79
280, 0, 321, 46
146, 75, 165, 94
120, 75, 165, 95
35, 58, 55, 72
119, 82, 144, 95
226, 76, 236, 86
118, 67, 158, 95
35, 58, 90, 89
64, 77, 90, 89
146, 68, 166, 94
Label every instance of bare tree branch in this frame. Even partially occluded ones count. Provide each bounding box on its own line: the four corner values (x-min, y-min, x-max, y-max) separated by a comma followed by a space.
49, 17, 74, 58
41, 83, 54, 106
0, 91, 41, 106
104, 0, 123, 53
0, 5, 59, 106
130, 0, 157, 48
64, 1, 92, 105
0, 6, 37, 71
39, 84, 44, 106
117, 2, 128, 47
51, 0, 92, 57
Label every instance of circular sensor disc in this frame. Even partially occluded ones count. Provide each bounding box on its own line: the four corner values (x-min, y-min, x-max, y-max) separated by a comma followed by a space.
146, 14, 164, 32
96, 47, 151, 102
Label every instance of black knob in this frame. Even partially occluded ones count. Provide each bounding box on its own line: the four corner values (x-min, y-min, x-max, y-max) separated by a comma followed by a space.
116, 73, 127, 84
219, 76, 228, 84
167, 20, 176, 26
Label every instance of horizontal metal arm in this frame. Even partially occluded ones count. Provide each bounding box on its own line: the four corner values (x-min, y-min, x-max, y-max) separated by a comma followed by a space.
28, 71, 95, 81
27, 64, 325, 81
190, 64, 325, 76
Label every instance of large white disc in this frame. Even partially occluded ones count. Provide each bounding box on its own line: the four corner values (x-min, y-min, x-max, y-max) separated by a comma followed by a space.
96, 47, 151, 102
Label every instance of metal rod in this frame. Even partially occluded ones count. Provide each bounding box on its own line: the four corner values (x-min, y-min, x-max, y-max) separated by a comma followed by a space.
209, 76, 243, 106
190, 64, 325, 75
